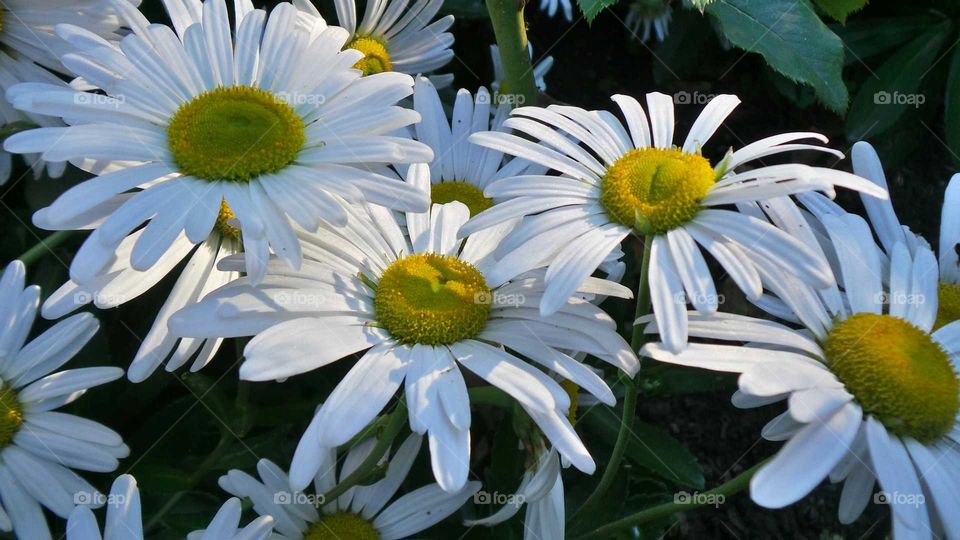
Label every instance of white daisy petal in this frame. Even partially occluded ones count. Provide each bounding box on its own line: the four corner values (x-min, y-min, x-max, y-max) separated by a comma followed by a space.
751, 404, 861, 508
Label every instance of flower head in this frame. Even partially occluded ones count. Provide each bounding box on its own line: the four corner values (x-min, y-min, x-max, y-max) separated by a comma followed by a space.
220, 435, 479, 539
171, 164, 639, 491
0, 261, 127, 539
642, 212, 960, 534
66, 474, 274, 539
465, 92, 886, 350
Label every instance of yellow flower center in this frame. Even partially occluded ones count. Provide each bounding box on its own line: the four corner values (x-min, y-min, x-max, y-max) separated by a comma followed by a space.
0, 385, 23, 449
167, 86, 305, 182
824, 313, 959, 443
214, 199, 240, 239
561, 380, 580, 425
430, 182, 494, 217
304, 512, 380, 540
345, 36, 393, 76
0, 9, 5, 33
934, 282, 960, 331
599, 147, 715, 235
374, 253, 491, 345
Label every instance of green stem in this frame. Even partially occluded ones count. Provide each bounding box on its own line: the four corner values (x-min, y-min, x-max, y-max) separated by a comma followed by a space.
570, 237, 653, 524
319, 399, 408, 503
144, 432, 232, 533
573, 460, 767, 540
486, 0, 538, 107
17, 230, 75, 267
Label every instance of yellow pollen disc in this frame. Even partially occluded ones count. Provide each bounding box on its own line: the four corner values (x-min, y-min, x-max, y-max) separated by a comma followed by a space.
934, 282, 960, 331
374, 253, 491, 345
561, 380, 580, 425
167, 86, 305, 182
599, 147, 715, 235
824, 312, 959, 443
0, 385, 24, 449
431, 181, 494, 217
346, 36, 393, 76
214, 199, 240, 239
304, 512, 380, 540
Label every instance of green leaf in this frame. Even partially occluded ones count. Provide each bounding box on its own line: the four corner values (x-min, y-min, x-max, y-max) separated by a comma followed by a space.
577, 0, 619, 23
814, 0, 868, 23
582, 407, 705, 489
846, 22, 950, 141
946, 44, 960, 168
706, 0, 849, 113
833, 15, 942, 64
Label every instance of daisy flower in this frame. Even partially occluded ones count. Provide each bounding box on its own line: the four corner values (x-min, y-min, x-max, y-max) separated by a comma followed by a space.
491, 44, 554, 93
413, 76, 626, 282
851, 140, 960, 330
412, 76, 539, 217
38, 218, 242, 382
0, 261, 127, 539
66, 474, 274, 539
4, 0, 432, 287
294, 0, 455, 84
463, 91, 887, 351
625, 0, 672, 43
219, 434, 480, 539
642, 212, 960, 538
0, 1, 133, 184
0, 53, 69, 184
170, 165, 640, 492
539, 0, 574, 22
466, 447, 566, 539
0, 0, 135, 72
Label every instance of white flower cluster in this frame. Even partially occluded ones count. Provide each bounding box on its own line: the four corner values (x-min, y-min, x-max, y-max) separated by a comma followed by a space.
0, 0, 954, 539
